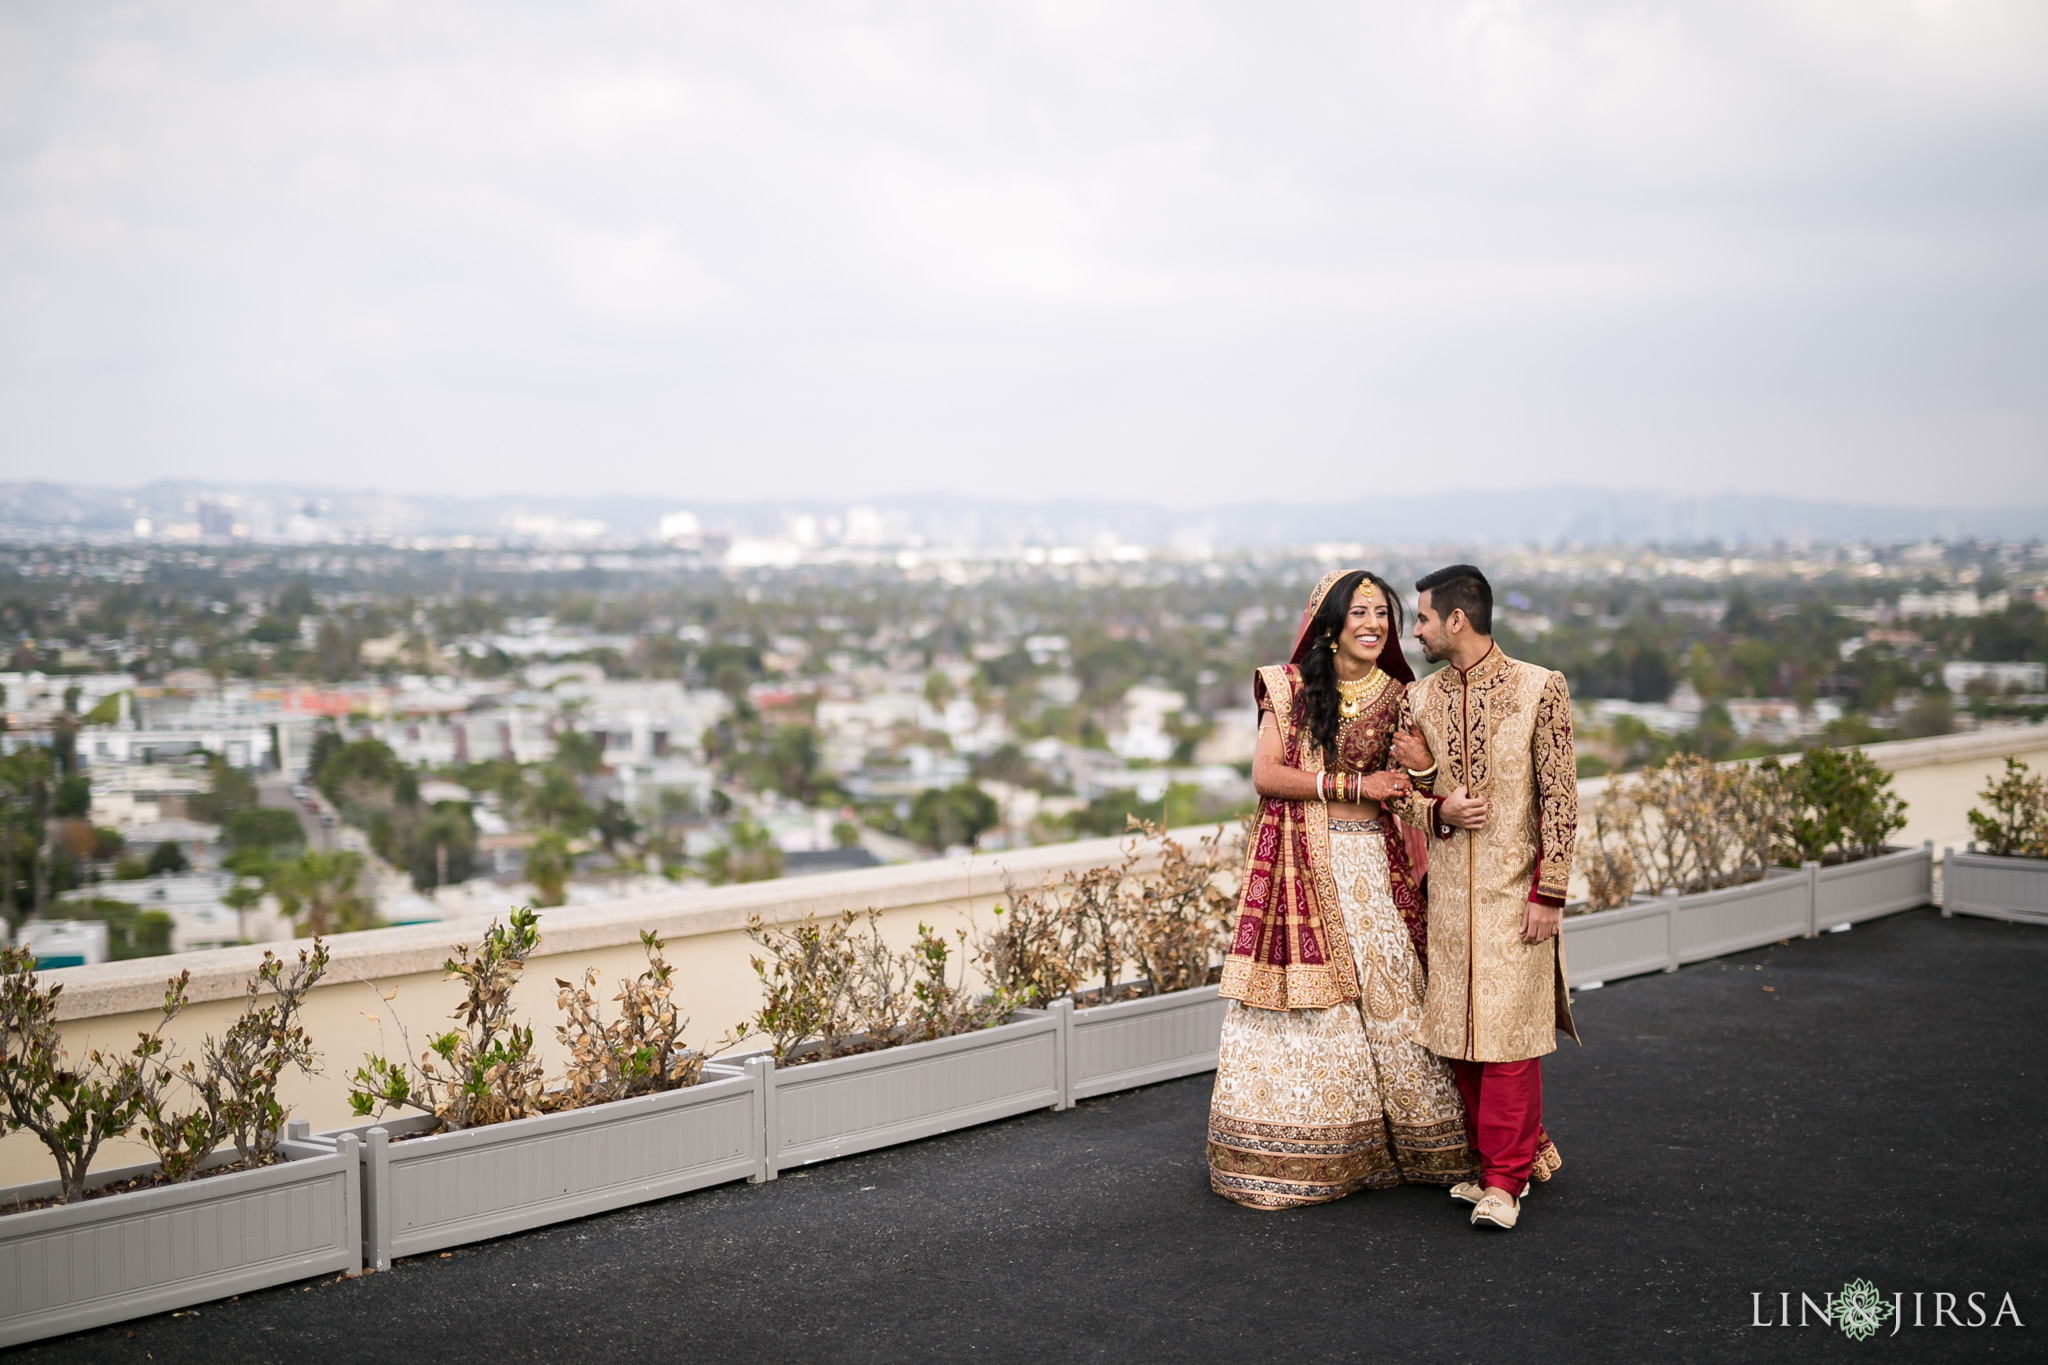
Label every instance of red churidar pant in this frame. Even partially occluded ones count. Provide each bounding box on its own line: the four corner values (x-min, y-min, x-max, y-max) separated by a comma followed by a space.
1450, 1058, 1544, 1194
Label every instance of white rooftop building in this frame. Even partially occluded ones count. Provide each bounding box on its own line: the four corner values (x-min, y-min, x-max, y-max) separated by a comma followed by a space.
1110, 684, 1188, 764
1898, 589, 2010, 619
14, 920, 109, 968
1943, 661, 2046, 696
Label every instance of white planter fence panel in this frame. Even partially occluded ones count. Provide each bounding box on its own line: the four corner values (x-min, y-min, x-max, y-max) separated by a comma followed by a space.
1944, 851, 2048, 926
316, 1068, 763, 1271
1053, 984, 1227, 1104
0, 1137, 361, 1348
1559, 899, 1669, 987
1671, 870, 1814, 964
1560, 845, 1936, 988
1816, 846, 1933, 927
759, 1012, 1061, 1178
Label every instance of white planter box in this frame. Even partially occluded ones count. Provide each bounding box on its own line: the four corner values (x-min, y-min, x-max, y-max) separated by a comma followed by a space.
1671, 867, 1813, 964
761, 1012, 1061, 1178
0, 1136, 361, 1348
1944, 850, 2048, 926
1559, 847, 1936, 989
1815, 844, 1932, 927
1053, 983, 1226, 1104
317, 1068, 763, 1271
1561, 897, 1668, 987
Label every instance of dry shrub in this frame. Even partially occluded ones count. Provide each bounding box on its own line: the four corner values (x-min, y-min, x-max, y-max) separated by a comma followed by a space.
1576, 787, 1640, 912
737, 821, 1242, 1062
552, 930, 706, 1108
977, 876, 1078, 1009
1124, 823, 1236, 995
903, 922, 1010, 1043
350, 907, 546, 1129
1, 948, 188, 1202
1060, 847, 1141, 1002
141, 941, 333, 1178
1577, 755, 1795, 908
975, 821, 1239, 1004
1735, 758, 1796, 875
735, 910, 864, 1064
736, 909, 1009, 1064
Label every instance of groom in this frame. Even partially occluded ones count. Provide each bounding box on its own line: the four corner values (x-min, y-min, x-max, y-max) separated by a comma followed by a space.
1391, 564, 1579, 1231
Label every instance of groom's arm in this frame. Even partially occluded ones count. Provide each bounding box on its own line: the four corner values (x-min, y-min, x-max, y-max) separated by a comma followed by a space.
1529, 670, 1578, 907
1386, 690, 1450, 836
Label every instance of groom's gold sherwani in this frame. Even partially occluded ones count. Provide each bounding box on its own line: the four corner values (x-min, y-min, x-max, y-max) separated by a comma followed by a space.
1398, 644, 1580, 1063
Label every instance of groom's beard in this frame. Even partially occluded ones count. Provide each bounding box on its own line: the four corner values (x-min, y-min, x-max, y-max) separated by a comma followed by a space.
1418, 637, 1446, 663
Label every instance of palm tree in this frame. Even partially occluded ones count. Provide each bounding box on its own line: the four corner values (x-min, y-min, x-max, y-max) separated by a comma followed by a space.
703, 818, 784, 886
270, 849, 375, 936
524, 829, 572, 908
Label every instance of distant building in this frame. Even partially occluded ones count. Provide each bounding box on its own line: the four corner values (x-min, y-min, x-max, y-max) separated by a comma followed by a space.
1943, 661, 2046, 696
14, 921, 108, 968
124, 818, 224, 864
90, 762, 210, 829
1111, 684, 1188, 763
1898, 589, 2010, 619
1723, 698, 1842, 744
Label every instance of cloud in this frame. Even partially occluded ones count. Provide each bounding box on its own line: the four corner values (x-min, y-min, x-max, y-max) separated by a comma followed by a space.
0, 0, 2043, 505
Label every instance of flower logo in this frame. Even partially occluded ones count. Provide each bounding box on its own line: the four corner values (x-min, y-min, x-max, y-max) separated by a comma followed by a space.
1836, 1279, 1895, 1341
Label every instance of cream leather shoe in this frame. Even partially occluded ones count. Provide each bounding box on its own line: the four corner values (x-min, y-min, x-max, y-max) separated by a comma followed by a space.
1470, 1189, 1520, 1230
1453, 1179, 1528, 1205
1532, 1141, 1562, 1183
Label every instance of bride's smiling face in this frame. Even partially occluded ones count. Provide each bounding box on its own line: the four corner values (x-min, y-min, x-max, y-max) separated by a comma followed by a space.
1336, 586, 1390, 670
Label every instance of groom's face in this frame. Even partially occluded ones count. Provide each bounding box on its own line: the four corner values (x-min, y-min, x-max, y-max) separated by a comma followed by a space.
1414, 590, 1451, 663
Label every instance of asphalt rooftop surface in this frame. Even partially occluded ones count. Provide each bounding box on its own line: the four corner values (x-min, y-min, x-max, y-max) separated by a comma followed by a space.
19, 907, 2045, 1364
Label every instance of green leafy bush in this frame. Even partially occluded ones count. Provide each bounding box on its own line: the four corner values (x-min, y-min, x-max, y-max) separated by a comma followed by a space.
144, 841, 189, 876
224, 808, 305, 850
1967, 758, 2048, 857
1778, 746, 1908, 865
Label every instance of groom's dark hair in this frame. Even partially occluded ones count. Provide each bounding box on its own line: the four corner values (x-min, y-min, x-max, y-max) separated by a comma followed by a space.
1414, 564, 1493, 636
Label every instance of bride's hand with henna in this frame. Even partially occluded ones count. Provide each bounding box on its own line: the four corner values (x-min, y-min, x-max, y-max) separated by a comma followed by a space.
1358, 771, 1412, 802
1390, 728, 1431, 773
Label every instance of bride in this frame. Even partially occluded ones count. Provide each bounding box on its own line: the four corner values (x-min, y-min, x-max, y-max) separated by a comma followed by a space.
1207, 569, 1479, 1207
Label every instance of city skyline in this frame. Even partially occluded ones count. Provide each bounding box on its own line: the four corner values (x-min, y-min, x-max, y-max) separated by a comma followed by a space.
9, 477, 2048, 550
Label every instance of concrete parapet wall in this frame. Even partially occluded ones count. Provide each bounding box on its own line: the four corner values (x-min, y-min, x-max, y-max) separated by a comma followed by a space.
1, 828, 1221, 1187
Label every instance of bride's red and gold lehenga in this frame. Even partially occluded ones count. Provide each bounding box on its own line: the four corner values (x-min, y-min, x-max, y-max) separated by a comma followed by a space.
1206, 572, 1479, 1209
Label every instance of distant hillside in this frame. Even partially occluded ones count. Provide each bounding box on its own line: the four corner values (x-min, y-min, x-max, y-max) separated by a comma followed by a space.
2, 479, 2044, 547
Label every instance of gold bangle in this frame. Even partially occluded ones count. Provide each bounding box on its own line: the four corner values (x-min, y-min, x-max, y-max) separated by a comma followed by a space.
1406, 764, 1438, 783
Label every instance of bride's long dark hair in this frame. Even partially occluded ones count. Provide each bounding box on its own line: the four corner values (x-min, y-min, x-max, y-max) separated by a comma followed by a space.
1297, 570, 1407, 762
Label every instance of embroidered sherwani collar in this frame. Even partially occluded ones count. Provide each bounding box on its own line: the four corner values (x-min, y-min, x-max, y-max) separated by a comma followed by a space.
1453, 642, 1506, 686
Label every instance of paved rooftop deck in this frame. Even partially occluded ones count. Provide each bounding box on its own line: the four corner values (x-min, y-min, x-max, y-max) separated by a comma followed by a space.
21, 906, 2046, 1363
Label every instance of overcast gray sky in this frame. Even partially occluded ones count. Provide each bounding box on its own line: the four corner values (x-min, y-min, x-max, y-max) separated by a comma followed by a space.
2, 1, 2043, 506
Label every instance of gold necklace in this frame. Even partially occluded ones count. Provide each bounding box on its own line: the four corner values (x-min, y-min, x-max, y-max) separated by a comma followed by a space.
1335, 667, 1385, 720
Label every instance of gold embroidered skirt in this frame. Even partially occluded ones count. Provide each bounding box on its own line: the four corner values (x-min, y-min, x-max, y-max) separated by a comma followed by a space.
1207, 824, 1478, 1208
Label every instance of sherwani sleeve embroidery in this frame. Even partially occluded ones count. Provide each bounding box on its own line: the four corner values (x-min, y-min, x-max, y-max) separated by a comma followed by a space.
1530, 669, 1577, 902
1384, 685, 1443, 833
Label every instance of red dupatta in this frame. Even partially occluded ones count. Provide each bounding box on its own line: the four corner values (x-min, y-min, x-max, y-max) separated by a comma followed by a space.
1216, 571, 1431, 1013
